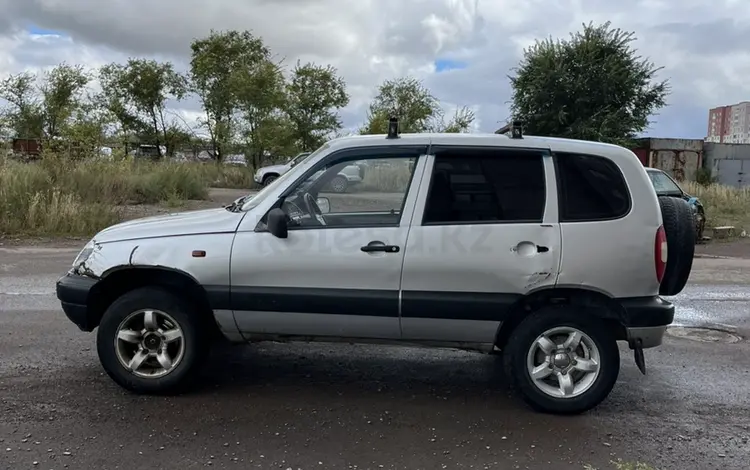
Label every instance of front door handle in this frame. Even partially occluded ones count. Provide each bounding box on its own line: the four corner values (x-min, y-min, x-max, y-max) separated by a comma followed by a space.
537, 245, 549, 253
361, 241, 400, 253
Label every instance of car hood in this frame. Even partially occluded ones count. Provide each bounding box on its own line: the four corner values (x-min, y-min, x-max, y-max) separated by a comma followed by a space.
94, 207, 245, 243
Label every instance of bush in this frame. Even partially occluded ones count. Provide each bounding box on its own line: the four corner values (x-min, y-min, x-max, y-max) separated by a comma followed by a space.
694, 167, 717, 186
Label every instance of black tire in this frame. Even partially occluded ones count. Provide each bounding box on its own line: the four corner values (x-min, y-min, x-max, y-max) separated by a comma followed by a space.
503, 306, 620, 415
330, 175, 348, 193
96, 286, 210, 394
262, 174, 278, 186
658, 196, 696, 296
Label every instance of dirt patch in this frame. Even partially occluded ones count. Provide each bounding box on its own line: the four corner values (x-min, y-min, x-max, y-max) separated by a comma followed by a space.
696, 238, 750, 259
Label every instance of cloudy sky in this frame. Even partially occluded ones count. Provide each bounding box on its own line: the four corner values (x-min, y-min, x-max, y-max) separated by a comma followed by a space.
0, 0, 748, 138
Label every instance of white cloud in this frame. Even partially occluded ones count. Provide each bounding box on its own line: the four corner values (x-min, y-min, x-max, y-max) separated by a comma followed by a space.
0, 0, 749, 139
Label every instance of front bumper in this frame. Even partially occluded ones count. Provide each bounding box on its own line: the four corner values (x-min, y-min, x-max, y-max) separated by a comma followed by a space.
620, 296, 675, 349
56, 273, 99, 332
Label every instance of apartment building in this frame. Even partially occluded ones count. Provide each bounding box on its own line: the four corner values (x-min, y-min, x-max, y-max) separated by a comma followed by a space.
707, 102, 750, 143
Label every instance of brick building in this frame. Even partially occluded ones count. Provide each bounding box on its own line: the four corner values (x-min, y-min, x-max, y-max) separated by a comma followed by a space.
707, 102, 750, 143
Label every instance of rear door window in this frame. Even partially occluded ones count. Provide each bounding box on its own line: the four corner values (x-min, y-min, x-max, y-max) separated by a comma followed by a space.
554, 152, 630, 222
422, 147, 547, 224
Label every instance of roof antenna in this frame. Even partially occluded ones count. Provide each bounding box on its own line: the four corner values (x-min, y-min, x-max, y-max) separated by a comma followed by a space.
510, 119, 524, 139
387, 114, 400, 139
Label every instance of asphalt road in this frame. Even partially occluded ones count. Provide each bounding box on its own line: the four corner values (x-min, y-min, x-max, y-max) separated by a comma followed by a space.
1, 247, 750, 470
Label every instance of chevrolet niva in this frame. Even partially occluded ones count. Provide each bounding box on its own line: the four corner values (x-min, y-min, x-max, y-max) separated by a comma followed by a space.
56, 123, 695, 414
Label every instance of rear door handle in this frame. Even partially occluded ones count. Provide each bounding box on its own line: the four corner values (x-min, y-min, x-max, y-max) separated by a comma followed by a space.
537, 245, 549, 253
361, 241, 400, 253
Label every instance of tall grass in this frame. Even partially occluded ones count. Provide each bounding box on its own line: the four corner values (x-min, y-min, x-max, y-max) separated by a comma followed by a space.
358, 162, 414, 193
0, 153, 256, 236
683, 181, 750, 232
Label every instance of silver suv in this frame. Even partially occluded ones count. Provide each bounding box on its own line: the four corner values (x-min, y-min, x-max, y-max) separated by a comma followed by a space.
56, 127, 695, 414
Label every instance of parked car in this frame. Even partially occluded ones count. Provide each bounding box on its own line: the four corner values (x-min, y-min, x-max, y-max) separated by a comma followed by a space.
129, 144, 166, 160
254, 152, 365, 192
56, 128, 696, 415
645, 168, 706, 242
253, 152, 310, 187
222, 154, 248, 167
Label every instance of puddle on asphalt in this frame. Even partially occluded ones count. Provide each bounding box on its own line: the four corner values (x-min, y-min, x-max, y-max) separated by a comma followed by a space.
667, 326, 743, 344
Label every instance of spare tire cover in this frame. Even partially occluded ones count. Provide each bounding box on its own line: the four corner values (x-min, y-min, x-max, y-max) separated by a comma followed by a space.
658, 196, 696, 296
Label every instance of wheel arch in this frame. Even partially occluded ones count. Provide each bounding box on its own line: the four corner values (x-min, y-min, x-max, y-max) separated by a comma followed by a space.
262, 172, 280, 183
494, 287, 628, 351
86, 266, 219, 338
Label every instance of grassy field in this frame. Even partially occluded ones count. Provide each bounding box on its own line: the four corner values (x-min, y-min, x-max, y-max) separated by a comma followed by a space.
2, 153, 749, 239
0, 154, 256, 236
683, 181, 750, 235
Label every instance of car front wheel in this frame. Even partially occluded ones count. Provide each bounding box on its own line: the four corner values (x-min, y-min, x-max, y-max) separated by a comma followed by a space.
262, 174, 278, 186
96, 287, 210, 394
503, 306, 620, 415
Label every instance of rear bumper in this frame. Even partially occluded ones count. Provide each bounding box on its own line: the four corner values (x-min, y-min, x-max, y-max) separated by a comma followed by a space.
56, 273, 98, 332
620, 296, 675, 349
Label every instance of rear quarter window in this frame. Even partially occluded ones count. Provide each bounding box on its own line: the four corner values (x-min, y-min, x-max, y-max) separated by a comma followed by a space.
554, 152, 631, 222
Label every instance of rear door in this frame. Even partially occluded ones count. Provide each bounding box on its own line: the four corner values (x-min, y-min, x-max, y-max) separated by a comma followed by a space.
399, 143, 561, 344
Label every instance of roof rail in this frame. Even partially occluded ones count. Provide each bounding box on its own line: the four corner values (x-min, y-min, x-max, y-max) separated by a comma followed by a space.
386, 116, 400, 139
495, 120, 524, 138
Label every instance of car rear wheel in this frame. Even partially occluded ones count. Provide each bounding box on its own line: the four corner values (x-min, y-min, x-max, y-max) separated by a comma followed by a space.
96, 287, 210, 394
503, 306, 620, 415
658, 196, 696, 296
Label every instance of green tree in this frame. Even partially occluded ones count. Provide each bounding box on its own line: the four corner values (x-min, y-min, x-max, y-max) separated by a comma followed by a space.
438, 106, 476, 133
286, 61, 349, 151
361, 77, 474, 134
65, 93, 113, 159
40, 63, 90, 141
190, 30, 270, 160
231, 55, 288, 168
508, 21, 670, 146
99, 59, 188, 156
361, 77, 440, 134
0, 71, 44, 138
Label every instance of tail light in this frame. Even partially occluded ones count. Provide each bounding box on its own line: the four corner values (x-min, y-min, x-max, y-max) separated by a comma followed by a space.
655, 225, 667, 283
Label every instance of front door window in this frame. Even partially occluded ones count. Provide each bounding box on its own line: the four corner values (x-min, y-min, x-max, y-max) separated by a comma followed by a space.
281, 155, 419, 229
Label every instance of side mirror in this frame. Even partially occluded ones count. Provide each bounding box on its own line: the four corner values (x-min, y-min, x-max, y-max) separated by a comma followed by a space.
316, 197, 330, 214
266, 208, 288, 238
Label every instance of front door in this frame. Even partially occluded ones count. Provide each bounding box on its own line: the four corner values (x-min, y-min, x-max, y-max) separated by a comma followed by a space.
399, 144, 562, 345
230, 146, 428, 340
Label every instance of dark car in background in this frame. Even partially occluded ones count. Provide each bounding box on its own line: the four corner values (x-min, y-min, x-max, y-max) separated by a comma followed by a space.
646, 167, 706, 243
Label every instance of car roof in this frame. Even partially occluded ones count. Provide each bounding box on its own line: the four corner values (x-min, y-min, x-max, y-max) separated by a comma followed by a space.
326, 132, 637, 163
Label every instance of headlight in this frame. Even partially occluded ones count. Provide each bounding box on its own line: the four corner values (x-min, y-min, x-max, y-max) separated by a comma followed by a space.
72, 240, 95, 267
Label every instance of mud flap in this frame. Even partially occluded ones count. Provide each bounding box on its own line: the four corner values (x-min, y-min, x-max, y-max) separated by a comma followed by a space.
633, 338, 646, 375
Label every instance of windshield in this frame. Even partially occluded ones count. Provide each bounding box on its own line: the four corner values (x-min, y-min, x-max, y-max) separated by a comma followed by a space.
647, 170, 682, 195
241, 143, 330, 209
289, 152, 309, 167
